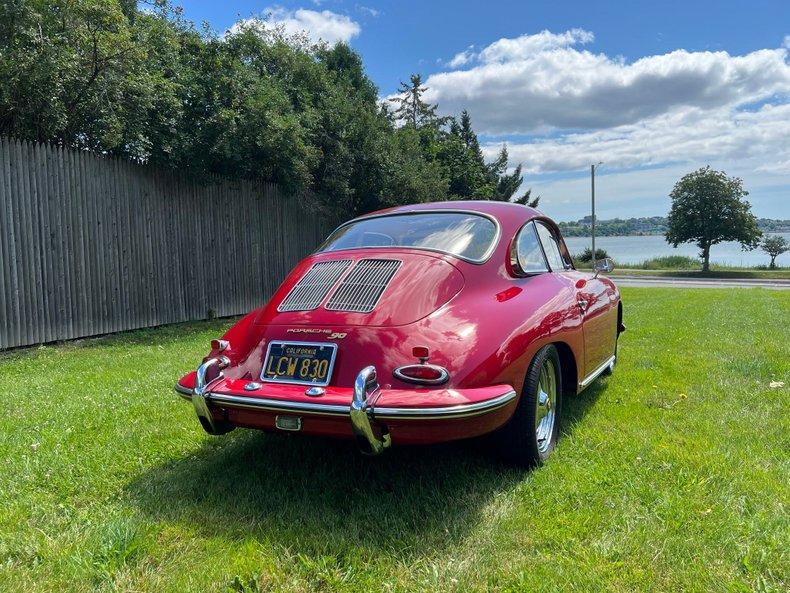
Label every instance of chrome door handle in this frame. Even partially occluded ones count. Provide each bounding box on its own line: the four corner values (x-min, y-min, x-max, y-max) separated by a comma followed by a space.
577, 299, 589, 312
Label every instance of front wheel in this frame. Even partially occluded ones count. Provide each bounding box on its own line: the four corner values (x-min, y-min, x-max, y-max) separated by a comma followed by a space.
498, 344, 563, 467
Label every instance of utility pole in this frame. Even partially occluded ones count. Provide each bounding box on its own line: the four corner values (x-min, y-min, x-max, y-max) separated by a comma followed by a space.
591, 162, 603, 269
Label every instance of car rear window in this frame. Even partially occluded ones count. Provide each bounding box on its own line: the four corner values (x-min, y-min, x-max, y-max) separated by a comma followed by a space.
319, 212, 499, 262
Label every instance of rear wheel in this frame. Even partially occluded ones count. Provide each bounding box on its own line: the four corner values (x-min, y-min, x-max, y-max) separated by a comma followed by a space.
604, 303, 623, 376
498, 344, 563, 467
602, 341, 617, 376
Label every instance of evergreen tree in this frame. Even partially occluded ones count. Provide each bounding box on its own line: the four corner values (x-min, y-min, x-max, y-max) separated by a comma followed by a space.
513, 189, 540, 208
388, 74, 438, 128
442, 110, 491, 198
458, 110, 480, 152
489, 145, 540, 207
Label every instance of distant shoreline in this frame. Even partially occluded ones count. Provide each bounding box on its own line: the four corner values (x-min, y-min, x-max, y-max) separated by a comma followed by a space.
557, 217, 790, 238
561, 230, 790, 237
562, 233, 790, 268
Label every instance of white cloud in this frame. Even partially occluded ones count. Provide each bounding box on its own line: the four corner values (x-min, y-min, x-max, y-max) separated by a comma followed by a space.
415, 29, 790, 217
525, 160, 790, 221
424, 31, 790, 135
444, 30, 594, 71
357, 5, 380, 18
478, 28, 594, 63
483, 103, 790, 175
481, 102, 790, 219
448, 46, 475, 68
229, 7, 360, 45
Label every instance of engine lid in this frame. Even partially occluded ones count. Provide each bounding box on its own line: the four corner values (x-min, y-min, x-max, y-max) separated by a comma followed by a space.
256, 250, 465, 327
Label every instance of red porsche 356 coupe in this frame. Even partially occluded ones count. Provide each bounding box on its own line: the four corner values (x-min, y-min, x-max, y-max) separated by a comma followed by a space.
176, 201, 623, 465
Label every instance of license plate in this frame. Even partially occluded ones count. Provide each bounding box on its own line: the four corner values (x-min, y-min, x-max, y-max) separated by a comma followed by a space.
261, 341, 338, 386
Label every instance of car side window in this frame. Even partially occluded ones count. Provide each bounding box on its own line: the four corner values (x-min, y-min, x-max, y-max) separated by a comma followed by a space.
513, 222, 549, 275
535, 222, 566, 271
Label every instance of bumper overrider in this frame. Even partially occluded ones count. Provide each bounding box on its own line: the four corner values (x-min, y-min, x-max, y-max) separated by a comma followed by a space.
175, 358, 518, 454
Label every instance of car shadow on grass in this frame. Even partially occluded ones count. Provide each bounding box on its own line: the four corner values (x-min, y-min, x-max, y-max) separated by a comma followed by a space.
126, 383, 604, 560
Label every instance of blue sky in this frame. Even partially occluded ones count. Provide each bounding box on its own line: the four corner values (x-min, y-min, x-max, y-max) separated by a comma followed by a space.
177, 0, 790, 221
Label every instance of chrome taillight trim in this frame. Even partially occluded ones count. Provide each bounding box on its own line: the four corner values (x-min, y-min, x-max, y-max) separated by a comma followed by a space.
393, 364, 450, 385
277, 259, 352, 312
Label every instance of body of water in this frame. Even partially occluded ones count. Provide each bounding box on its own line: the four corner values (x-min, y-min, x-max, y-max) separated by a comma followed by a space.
563, 233, 790, 267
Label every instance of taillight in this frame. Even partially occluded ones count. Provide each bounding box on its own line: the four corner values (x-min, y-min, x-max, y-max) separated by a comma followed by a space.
412, 346, 430, 361
210, 339, 229, 352
393, 364, 449, 385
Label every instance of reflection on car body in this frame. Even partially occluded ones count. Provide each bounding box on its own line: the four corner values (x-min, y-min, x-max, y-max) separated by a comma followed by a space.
175, 201, 622, 466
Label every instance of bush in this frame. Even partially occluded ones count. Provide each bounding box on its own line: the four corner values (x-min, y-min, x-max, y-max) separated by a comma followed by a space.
574, 247, 610, 263
638, 255, 700, 269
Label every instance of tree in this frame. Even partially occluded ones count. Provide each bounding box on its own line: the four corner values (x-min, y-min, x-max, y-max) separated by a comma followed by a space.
379, 126, 449, 205
441, 111, 490, 198
513, 189, 540, 208
666, 167, 761, 272
575, 247, 609, 263
489, 145, 540, 207
388, 74, 438, 128
0, 3, 520, 218
457, 110, 480, 152
0, 0, 163, 153
761, 235, 788, 269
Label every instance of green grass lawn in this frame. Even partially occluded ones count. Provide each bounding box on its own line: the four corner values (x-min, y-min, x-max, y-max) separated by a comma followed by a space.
607, 269, 790, 280
574, 266, 790, 280
1, 288, 788, 592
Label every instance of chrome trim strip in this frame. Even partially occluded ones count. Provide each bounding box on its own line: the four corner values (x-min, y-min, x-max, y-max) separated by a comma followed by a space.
579, 355, 616, 389
373, 390, 517, 420
318, 209, 502, 265
208, 393, 350, 416
174, 385, 517, 420
175, 383, 193, 398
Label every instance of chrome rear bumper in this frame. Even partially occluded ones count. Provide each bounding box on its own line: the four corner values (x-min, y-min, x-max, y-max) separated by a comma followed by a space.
177, 365, 517, 454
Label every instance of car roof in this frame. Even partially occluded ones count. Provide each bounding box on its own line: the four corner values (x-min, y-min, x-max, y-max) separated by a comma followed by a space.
358, 200, 541, 228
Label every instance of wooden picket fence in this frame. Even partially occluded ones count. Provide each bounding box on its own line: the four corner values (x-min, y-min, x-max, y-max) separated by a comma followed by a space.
0, 136, 337, 349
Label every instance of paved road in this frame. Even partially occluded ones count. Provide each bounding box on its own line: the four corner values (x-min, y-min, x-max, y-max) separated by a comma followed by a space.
611, 275, 790, 290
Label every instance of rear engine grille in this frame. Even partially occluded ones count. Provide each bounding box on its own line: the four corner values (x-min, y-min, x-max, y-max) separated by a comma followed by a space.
278, 260, 352, 312
325, 259, 401, 313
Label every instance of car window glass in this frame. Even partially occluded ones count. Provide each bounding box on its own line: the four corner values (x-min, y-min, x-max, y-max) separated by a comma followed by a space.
536, 223, 565, 270
320, 212, 498, 262
515, 223, 548, 274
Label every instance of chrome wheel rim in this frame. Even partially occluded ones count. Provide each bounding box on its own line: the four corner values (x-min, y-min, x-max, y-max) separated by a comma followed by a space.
535, 359, 557, 454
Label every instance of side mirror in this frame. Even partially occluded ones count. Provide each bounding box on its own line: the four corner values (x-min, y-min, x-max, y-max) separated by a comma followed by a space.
593, 257, 615, 276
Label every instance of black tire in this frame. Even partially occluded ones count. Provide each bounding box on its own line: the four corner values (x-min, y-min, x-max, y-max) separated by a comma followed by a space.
604, 303, 623, 377
602, 340, 617, 376
602, 314, 620, 376
498, 344, 563, 467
